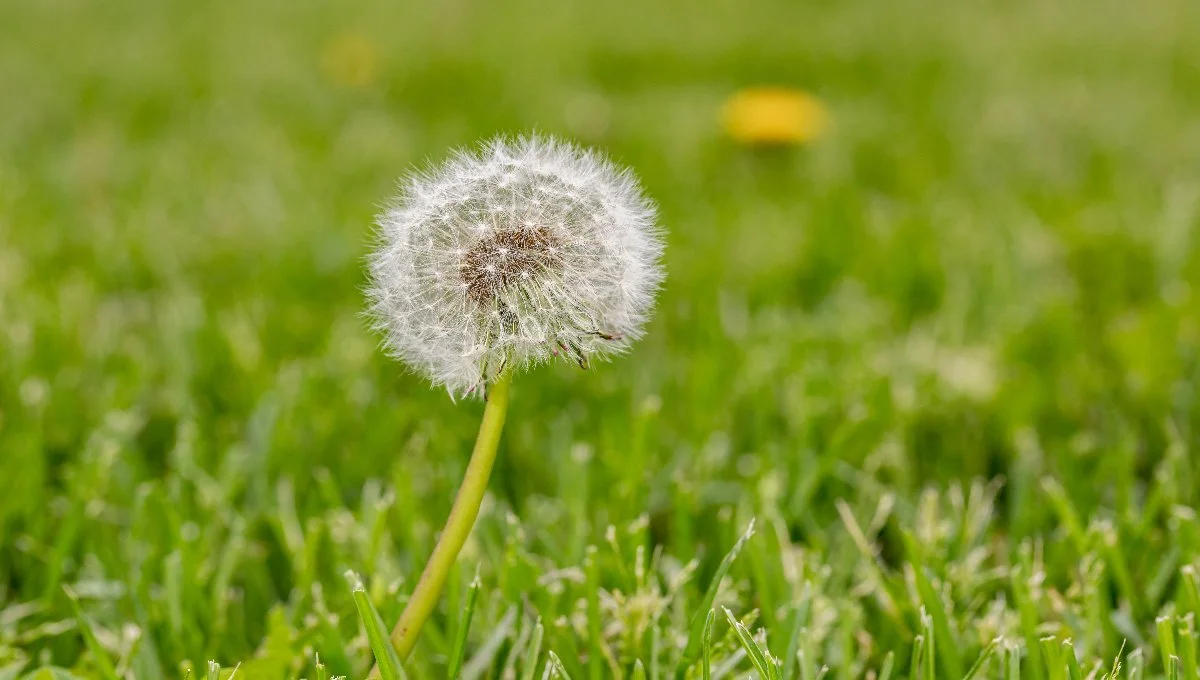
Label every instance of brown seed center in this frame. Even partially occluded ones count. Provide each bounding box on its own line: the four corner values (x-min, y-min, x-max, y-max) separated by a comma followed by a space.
460, 227, 562, 305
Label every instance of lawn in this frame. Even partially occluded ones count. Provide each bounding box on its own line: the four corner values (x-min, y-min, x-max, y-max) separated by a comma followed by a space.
2, 0, 1200, 677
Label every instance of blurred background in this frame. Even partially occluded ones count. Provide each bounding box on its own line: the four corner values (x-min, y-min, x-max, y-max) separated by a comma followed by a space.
2, 0, 1200, 676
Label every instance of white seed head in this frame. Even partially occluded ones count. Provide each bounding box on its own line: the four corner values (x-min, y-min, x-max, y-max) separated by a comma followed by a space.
368, 134, 665, 397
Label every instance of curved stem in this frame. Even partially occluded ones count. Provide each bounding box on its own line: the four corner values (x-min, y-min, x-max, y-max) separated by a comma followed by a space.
388, 372, 512, 662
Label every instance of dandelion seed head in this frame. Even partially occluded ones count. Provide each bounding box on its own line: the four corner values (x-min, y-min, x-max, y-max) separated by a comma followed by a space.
368, 134, 664, 397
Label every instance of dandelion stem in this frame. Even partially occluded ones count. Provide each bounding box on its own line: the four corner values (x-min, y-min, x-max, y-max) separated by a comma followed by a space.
382, 371, 512, 668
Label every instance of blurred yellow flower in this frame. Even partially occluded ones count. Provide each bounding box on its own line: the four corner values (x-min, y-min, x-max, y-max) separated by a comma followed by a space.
321, 32, 377, 88
721, 86, 829, 145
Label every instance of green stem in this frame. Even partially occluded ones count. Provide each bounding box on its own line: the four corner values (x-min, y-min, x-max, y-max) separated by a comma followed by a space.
388, 372, 513, 662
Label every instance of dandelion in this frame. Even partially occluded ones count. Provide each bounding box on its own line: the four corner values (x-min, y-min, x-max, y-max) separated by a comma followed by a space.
721, 86, 830, 145
366, 134, 664, 664
321, 32, 378, 88
369, 134, 664, 398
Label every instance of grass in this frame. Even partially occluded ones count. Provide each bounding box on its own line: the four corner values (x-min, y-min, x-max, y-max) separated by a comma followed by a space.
2, 0, 1200, 677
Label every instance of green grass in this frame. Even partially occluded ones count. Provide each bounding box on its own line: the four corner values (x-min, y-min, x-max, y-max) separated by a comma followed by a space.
3, 0, 1200, 677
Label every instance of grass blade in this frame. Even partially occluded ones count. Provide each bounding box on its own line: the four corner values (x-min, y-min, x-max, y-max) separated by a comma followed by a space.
447, 572, 482, 679
964, 637, 1001, 680
1161, 615, 1180, 669
722, 607, 778, 680
701, 609, 715, 680
1063, 639, 1082, 680
1040, 637, 1065, 680
877, 652, 895, 680
1181, 566, 1200, 618
909, 636, 925, 680
1177, 616, 1198, 680
63, 586, 119, 680
782, 587, 811, 680
520, 618, 545, 680
586, 546, 602, 680
681, 521, 756, 668
903, 548, 963, 679
346, 571, 407, 680
1041, 479, 1088, 553
461, 606, 517, 680
543, 651, 572, 680
921, 610, 935, 680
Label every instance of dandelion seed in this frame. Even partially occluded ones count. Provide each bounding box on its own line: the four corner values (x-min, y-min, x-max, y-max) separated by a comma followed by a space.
368, 134, 665, 396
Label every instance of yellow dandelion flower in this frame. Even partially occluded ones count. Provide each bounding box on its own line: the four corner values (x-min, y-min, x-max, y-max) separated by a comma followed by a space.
321, 32, 377, 89
721, 86, 830, 145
